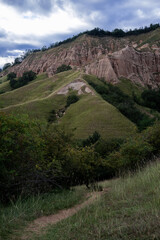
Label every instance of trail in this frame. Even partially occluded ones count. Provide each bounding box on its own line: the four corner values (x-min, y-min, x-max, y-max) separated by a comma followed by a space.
21, 189, 107, 240
0, 71, 79, 111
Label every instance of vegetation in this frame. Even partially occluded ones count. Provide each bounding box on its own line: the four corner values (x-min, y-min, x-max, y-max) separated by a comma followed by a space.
66, 94, 79, 107
36, 160, 160, 240
1, 110, 160, 203
84, 75, 155, 131
141, 88, 160, 112
0, 187, 86, 240
56, 64, 72, 74
3, 63, 11, 71
8, 71, 36, 89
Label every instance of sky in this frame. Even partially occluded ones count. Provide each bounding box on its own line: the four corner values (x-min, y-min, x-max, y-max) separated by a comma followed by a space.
0, 0, 160, 68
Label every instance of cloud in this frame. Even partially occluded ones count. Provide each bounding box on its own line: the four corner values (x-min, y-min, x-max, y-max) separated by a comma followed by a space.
0, 0, 54, 14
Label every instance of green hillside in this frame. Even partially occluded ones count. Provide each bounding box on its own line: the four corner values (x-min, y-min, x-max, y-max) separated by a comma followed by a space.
0, 70, 136, 139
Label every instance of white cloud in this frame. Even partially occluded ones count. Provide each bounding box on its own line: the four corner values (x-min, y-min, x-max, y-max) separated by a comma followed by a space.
90, 11, 102, 21
0, 56, 15, 68
136, 9, 146, 18
0, 1, 90, 46
7, 49, 24, 54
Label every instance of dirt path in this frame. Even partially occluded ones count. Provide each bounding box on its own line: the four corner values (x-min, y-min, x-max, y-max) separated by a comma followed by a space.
0, 71, 79, 111
21, 189, 107, 240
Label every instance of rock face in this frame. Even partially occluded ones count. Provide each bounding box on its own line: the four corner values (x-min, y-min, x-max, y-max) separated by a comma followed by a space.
5, 34, 160, 88
57, 79, 95, 95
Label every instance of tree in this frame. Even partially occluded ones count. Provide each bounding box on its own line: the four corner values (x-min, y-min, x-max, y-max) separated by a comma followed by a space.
56, 64, 72, 73
3, 63, 11, 71
66, 94, 79, 107
7, 72, 16, 80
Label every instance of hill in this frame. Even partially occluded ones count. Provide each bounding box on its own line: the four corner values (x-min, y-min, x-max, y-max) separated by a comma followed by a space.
2, 27, 160, 88
0, 70, 136, 139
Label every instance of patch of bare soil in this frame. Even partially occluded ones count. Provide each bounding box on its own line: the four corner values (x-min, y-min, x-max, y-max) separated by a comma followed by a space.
21, 189, 107, 240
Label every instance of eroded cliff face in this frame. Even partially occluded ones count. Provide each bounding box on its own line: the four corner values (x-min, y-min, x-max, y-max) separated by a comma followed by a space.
5, 34, 160, 88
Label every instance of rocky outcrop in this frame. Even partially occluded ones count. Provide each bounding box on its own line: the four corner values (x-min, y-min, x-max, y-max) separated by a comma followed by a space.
57, 79, 95, 95
110, 46, 160, 88
4, 34, 160, 88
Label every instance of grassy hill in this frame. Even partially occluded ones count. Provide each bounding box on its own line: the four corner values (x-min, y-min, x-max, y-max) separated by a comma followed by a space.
0, 70, 137, 139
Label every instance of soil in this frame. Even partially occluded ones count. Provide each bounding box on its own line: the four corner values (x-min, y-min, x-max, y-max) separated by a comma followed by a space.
21, 189, 107, 240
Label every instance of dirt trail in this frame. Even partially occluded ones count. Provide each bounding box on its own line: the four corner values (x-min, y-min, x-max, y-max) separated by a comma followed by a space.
0, 71, 79, 111
21, 189, 107, 240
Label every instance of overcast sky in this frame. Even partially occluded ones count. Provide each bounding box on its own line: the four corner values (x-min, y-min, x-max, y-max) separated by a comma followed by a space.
0, 0, 160, 68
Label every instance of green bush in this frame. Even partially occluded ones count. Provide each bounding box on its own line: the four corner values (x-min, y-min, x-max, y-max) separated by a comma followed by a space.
82, 131, 100, 147
107, 137, 153, 173
56, 64, 72, 73
95, 138, 124, 158
143, 122, 160, 154
7, 72, 16, 81
66, 94, 79, 107
9, 71, 36, 89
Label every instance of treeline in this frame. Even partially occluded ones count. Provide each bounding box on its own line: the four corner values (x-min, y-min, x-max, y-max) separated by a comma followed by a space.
7, 71, 36, 89
1, 113, 160, 203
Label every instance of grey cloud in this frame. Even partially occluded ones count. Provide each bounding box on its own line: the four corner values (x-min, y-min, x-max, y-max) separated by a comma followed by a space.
0, 0, 58, 14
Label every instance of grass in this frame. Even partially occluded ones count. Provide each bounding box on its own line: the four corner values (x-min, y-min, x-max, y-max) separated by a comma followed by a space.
0, 71, 137, 139
60, 94, 136, 139
0, 187, 86, 240
0, 71, 79, 108
117, 77, 143, 97
32, 159, 160, 240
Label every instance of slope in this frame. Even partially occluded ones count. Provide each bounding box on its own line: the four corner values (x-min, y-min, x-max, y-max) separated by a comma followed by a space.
33, 160, 160, 240
0, 71, 136, 139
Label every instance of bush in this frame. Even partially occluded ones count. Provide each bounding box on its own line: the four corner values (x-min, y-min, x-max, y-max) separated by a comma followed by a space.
66, 94, 79, 107
143, 122, 160, 154
3, 63, 11, 71
82, 131, 100, 147
56, 64, 72, 73
94, 138, 124, 158
9, 71, 36, 89
107, 137, 153, 173
141, 89, 160, 112
7, 72, 17, 81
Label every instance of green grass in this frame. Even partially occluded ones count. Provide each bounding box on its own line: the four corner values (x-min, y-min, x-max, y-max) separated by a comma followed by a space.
0, 71, 136, 139
0, 187, 86, 240
32, 160, 160, 240
0, 71, 79, 108
117, 77, 143, 97
60, 94, 136, 139
0, 75, 7, 84
0, 81, 11, 94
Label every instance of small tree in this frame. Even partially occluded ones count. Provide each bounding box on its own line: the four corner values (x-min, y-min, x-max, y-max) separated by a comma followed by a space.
56, 64, 72, 73
66, 94, 79, 107
7, 72, 16, 80
3, 63, 11, 71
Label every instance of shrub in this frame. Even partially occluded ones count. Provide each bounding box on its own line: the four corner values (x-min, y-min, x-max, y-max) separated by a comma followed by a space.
9, 71, 36, 89
3, 63, 11, 71
107, 137, 153, 173
143, 122, 160, 154
94, 138, 124, 158
7, 72, 17, 81
48, 109, 57, 123
82, 131, 100, 147
56, 64, 72, 73
66, 94, 79, 107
